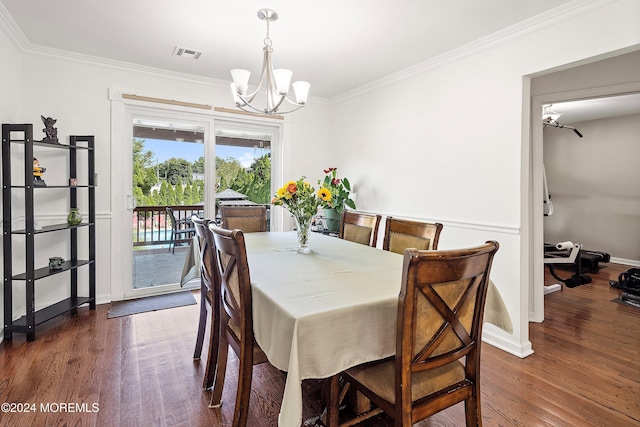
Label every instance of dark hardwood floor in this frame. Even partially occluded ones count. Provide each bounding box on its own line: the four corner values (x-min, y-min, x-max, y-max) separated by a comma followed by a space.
0, 263, 638, 426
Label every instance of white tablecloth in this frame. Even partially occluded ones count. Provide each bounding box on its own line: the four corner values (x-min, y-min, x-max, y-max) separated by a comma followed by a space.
244, 232, 511, 427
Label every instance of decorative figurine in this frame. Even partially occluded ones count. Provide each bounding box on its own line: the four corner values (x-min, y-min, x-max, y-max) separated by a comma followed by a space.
33, 157, 47, 186
41, 115, 58, 143
48, 257, 65, 270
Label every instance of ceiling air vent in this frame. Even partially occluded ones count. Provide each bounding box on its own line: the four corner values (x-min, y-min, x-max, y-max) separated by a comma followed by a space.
173, 46, 203, 59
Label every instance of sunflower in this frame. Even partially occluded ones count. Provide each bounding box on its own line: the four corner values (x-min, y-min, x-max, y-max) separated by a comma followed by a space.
317, 187, 332, 202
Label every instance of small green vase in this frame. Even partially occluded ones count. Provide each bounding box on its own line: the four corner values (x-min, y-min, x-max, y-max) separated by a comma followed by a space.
67, 208, 82, 225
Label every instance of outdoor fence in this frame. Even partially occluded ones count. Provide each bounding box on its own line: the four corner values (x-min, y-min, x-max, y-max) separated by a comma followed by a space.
133, 205, 204, 248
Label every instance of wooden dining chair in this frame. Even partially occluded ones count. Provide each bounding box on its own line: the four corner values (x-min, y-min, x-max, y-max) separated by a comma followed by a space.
338, 210, 382, 247
208, 224, 270, 426
329, 241, 499, 427
191, 216, 220, 391
219, 205, 268, 233
383, 217, 443, 254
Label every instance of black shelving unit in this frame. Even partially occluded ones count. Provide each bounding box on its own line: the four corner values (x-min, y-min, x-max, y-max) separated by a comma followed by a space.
2, 123, 95, 341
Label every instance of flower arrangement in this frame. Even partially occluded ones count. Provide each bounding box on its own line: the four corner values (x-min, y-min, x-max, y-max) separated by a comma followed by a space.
318, 168, 356, 214
272, 177, 332, 253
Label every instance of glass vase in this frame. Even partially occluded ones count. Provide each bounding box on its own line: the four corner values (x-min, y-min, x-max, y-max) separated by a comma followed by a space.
295, 215, 312, 254
67, 208, 82, 225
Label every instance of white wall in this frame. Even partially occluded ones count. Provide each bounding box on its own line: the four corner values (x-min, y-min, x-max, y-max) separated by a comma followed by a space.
0, 22, 22, 341
0, 20, 21, 122
544, 113, 640, 262
328, 0, 640, 356
2, 0, 640, 355
0, 47, 332, 333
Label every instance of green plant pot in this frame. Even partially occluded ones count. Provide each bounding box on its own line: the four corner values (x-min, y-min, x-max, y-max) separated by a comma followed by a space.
324, 208, 341, 232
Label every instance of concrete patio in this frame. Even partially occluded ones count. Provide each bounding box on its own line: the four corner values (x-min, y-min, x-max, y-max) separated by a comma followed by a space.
133, 245, 194, 289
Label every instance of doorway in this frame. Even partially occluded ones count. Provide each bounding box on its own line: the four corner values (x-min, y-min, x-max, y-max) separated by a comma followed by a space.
110, 98, 215, 300
131, 118, 206, 290
529, 86, 640, 321
110, 93, 287, 301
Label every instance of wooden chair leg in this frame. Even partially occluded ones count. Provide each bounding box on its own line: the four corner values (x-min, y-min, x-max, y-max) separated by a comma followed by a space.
193, 286, 207, 360
465, 395, 481, 426
202, 298, 219, 390
232, 343, 254, 427
210, 334, 229, 408
324, 376, 383, 427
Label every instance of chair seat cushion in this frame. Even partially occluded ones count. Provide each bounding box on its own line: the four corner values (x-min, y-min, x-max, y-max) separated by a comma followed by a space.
346, 358, 465, 404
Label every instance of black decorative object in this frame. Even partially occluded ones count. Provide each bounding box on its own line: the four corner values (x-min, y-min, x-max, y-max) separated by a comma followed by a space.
48, 257, 65, 270
41, 115, 58, 143
33, 157, 47, 186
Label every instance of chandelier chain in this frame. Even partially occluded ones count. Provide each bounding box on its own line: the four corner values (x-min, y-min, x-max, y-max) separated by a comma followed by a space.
264, 19, 272, 47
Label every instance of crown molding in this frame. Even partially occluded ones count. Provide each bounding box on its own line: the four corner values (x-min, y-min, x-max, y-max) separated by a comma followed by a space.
0, 4, 330, 106
1, 0, 616, 107
330, 0, 619, 104
0, 1, 28, 49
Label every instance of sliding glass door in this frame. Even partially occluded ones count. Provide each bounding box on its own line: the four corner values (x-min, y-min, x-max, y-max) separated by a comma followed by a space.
131, 118, 206, 291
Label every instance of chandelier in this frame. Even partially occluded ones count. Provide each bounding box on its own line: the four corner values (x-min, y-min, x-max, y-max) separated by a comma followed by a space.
230, 9, 310, 116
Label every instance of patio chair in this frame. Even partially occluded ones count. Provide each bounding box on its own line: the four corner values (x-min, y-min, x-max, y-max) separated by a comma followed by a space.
166, 206, 195, 254
328, 241, 499, 426
339, 210, 382, 247
383, 217, 443, 253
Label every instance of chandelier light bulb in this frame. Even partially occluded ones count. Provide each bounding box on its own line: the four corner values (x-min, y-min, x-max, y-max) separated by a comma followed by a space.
230, 69, 250, 95
292, 81, 310, 105
274, 69, 292, 95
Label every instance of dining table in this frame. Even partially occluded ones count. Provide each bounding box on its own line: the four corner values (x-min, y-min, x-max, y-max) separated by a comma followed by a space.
243, 231, 512, 427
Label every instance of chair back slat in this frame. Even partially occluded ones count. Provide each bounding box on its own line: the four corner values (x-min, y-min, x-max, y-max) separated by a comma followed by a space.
398, 242, 499, 374
383, 217, 443, 253
339, 210, 382, 247
220, 205, 267, 232
191, 216, 216, 290
209, 225, 254, 341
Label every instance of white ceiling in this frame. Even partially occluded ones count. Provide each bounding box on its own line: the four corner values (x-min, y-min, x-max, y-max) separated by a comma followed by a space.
545, 93, 640, 124
1, 0, 573, 99
2, 0, 639, 121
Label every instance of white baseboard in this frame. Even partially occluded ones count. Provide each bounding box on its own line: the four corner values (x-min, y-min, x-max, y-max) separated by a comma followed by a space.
482, 326, 534, 359
610, 257, 640, 267
544, 284, 562, 295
